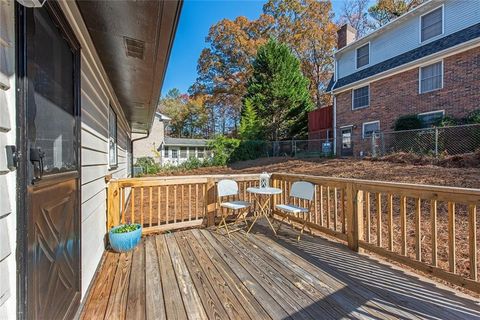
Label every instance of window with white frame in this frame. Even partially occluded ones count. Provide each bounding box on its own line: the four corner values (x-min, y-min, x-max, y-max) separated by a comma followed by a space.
362, 121, 380, 138
352, 85, 369, 109
418, 110, 444, 127
421, 7, 443, 42
356, 43, 369, 68
108, 106, 118, 168
180, 147, 187, 158
164, 146, 169, 158
420, 61, 442, 93
198, 147, 204, 158
172, 149, 178, 159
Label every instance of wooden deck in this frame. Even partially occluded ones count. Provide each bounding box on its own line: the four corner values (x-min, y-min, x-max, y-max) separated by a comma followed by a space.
81, 222, 480, 320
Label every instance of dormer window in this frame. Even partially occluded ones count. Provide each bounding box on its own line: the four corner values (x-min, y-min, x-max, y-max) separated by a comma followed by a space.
356, 43, 369, 69
421, 7, 443, 42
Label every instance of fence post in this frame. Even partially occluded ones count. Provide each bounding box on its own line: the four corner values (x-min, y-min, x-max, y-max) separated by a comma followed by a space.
106, 178, 120, 231
205, 178, 217, 227
371, 134, 377, 157
434, 127, 439, 156
346, 183, 364, 252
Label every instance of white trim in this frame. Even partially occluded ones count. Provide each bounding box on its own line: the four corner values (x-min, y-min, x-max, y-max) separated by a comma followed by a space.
355, 42, 370, 70
339, 124, 353, 129
418, 109, 445, 117
362, 120, 380, 139
419, 4, 444, 44
108, 105, 118, 169
418, 59, 443, 94
332, 38, 480, 94
351, 84, 370, 110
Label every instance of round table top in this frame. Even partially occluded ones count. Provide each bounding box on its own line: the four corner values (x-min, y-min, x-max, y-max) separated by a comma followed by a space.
246, 187, 282, 195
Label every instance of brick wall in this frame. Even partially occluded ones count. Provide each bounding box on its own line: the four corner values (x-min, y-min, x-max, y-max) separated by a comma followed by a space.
335, 46, 480, 156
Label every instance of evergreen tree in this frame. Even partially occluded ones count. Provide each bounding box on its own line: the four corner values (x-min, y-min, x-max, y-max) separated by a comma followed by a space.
245, 39, 313, 140
239, 99, 262, 140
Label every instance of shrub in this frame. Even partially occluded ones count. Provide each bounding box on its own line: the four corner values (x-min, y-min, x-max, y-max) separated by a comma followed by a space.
208, 136, 241, 166
135, 157, 161, 175
230, 140, 267, 162
393, 114, 423, 131
466, 109, 480, 124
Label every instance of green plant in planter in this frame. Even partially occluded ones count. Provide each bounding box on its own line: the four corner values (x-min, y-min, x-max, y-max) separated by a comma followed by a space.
112, 224, 140, 234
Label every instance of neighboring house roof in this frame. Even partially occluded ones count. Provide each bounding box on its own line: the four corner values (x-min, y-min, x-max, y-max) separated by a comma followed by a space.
325, 76, 334, 92
162, 137, 212, 147
331, 23, 480, 92
155, 112, 171, 121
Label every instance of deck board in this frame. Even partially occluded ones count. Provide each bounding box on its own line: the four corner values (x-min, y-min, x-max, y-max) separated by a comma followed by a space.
81, 222, 480, 320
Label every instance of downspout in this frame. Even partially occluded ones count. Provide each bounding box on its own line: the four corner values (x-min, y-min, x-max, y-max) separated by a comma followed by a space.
130, 130, 149, 177
333, 95, 337, 156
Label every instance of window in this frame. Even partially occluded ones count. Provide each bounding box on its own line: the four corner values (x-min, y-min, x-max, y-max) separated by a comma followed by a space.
352, 85, 369, 109
362, 121, 380, 138
356, 43, 369, 68
180, 147, 187, 158
171, 149, 178, 159
197, 148, 204, 158
420, 61, 442, 93
421, 7, 443, 42
108, 106, 117, 168
418, 110, 444, 127
164, 146, 169, 158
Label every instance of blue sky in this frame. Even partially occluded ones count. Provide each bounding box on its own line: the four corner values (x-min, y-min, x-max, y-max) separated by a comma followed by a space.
161, 0, 347, 96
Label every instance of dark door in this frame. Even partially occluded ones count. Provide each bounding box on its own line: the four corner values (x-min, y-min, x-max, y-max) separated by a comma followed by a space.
341, 127, 354, 156
21, 3, 81, 319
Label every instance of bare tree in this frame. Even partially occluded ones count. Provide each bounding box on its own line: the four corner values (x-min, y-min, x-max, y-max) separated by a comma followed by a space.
338, 0, 373, 38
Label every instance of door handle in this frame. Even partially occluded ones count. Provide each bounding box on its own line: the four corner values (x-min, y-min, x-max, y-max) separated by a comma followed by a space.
30, 147, 45, 182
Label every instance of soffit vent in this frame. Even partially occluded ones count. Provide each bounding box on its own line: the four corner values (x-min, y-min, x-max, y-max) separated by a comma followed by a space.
124, 36, 145, 60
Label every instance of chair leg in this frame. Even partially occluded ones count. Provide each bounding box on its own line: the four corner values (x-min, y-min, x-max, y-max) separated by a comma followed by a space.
217, 216, 231, 238
297, 221, 307, 242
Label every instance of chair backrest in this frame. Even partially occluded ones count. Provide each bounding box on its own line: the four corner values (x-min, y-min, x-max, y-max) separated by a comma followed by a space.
217, 179, 239, 198
290, 181, 315, 201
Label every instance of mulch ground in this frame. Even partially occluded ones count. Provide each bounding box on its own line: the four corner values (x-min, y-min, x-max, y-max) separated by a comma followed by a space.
133, 156, 480, 298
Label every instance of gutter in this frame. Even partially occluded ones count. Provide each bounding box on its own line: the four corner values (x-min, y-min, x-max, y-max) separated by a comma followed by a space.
130, 130, 149, 177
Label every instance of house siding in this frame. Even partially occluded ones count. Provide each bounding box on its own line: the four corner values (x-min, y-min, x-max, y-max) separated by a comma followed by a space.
0, 1, 15, 318
337, 0, 480, 79
335, 46, 480, 156
133, 114, 165, 163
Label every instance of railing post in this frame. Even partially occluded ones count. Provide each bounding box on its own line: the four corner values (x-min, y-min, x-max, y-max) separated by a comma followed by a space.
205, 178, 217, 227
106, 178, 120, 231
346, 183, 364, 252
434, 127, 439, 156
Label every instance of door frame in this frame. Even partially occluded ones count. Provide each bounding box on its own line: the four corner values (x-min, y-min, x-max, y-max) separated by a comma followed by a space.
15, 2, 82, 318
340, 126, 354, 157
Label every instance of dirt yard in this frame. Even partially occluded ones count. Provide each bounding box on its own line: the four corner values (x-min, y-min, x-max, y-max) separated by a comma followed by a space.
157, 156, 480, 188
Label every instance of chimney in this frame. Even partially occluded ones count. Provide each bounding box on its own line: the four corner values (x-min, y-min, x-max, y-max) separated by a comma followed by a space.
337, 24, 357, 49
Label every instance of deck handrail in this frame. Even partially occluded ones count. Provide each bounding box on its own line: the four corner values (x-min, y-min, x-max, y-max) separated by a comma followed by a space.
106, 172, 480, 294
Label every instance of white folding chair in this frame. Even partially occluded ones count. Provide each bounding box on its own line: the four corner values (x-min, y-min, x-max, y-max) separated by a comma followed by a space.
216, 179, 252, 237
275, 181, 314, 241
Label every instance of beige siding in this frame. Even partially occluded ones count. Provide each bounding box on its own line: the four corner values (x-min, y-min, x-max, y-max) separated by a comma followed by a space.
0, 1, 16, 318
133, 115, 165, 163
59, 2, 132, 299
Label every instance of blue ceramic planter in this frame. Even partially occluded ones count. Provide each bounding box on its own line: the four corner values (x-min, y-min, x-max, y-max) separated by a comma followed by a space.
109, 224, 142, 252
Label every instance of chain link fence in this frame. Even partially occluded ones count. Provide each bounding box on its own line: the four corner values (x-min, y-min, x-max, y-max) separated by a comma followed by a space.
364, 124, 480, 157
267, 138, 334, 157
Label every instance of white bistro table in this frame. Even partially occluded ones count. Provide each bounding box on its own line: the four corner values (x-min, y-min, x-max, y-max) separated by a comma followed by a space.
246, 187, 282, 235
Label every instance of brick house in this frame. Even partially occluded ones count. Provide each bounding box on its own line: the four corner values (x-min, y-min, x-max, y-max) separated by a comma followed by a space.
327, 0, 480, 157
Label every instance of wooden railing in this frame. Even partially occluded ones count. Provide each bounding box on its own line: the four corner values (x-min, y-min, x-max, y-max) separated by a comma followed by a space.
271, 173, 480, 294
106, 172, 480, 293
106, 174, 260, 234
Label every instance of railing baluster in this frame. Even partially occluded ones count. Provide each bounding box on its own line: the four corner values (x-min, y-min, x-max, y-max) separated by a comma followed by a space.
149, 186, 153, 227
131, 187, 135, 224
342, 188, 346, 234
174, 185, 177, 223
448, 202, 456, 273
377, 193, 382, 247
203, 184, 206, 217
157, 186, 161, 226
189, 185, 192, 221
334, 188, 338, 231
140, 187, 144, 227
400, 195, 407, 256
181, 185, 184, 222
121, 187, 125, 224
365, 192, 371, 243
314, 185, 318, 225
166, 186, 169, 224
431, 200, 438, 267
469, 204, 477, 281
388, 194, 393, 251
319, 185, 324, 227
195, 184, 199, 220
415, 198, 421, 261
327, 186, 331, 229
